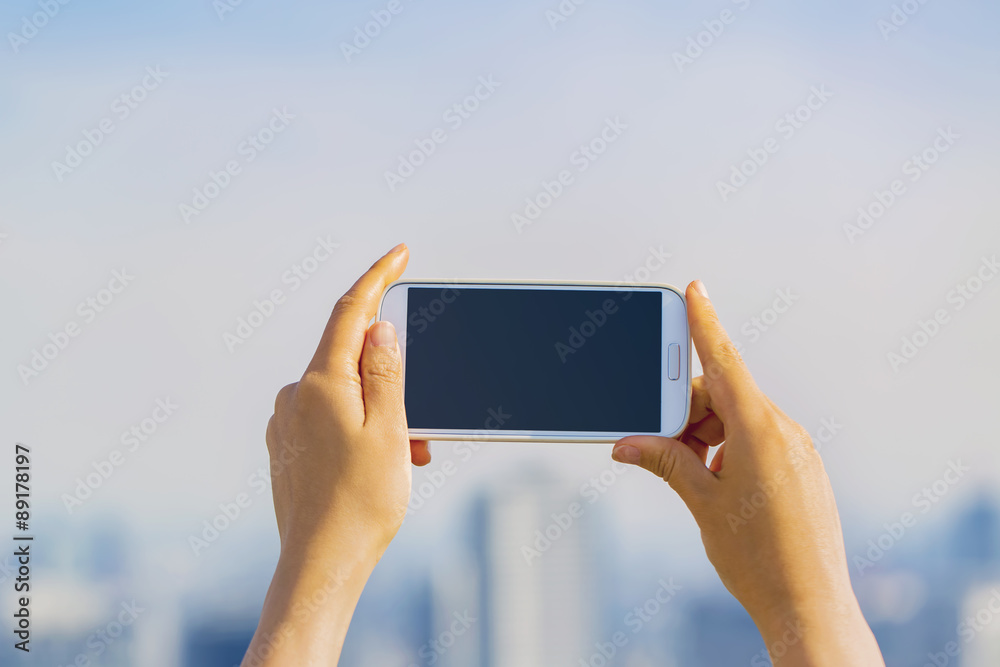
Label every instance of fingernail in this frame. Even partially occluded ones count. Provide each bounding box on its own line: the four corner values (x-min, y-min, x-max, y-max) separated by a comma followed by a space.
612, 444, 640, 465
693, 280, 709, 299
371, 321, 397, 347
388, 243, 406, 254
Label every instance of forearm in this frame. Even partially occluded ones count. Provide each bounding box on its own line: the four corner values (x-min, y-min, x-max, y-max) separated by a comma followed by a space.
755, 596, 884, 667
241, 533, 381, 667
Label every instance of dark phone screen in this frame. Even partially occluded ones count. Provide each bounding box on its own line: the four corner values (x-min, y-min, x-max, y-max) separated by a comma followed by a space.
404, 287, 661, 433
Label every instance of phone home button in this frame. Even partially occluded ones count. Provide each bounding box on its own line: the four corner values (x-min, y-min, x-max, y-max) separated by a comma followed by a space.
667, 343, 680, 381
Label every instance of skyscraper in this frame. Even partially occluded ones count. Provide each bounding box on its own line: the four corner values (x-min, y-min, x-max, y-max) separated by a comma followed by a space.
461, 468, 600, 666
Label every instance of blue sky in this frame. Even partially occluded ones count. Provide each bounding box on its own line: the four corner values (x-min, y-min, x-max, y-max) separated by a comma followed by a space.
1, 5, 999, 653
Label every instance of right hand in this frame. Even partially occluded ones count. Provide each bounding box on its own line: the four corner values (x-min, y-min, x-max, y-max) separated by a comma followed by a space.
611, 281, 884, 666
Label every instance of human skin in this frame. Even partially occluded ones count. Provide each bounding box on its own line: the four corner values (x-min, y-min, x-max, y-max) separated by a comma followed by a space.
241, 244, 428, 667
611, 280, 885, 666
242, 248, 884, 666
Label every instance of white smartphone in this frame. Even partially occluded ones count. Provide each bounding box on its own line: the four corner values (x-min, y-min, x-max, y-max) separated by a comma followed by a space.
377, 280, 691, 443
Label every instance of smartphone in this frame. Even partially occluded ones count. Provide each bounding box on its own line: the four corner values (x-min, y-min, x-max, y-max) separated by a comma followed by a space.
377, 280, 691, 443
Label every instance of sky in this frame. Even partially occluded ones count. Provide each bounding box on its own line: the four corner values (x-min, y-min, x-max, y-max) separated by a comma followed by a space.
0, 0, 999, 661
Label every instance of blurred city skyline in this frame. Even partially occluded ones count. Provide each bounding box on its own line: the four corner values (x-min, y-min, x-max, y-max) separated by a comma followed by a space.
10, 470, 1000, 665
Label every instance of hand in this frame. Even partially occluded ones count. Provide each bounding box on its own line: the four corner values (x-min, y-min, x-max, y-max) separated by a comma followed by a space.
243, 243, 430, 667
611, 281, 884, 667
266, 242, 429, 557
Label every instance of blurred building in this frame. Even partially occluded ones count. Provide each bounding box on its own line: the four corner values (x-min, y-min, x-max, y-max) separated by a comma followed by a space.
21, 517, 144, 666
183, 618, 253, 667
22, 483, 1000, 666
950, 493, 1000, 577
674, 595, 766, 666
959, 582, 1000, 667
461, 469, 601, 667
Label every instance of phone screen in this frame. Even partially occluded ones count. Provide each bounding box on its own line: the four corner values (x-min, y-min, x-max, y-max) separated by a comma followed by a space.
403, 287, 662, 433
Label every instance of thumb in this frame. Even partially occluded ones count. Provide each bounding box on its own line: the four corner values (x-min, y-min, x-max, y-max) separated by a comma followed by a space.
360, 321, 405, 427
612, 436, 716, 506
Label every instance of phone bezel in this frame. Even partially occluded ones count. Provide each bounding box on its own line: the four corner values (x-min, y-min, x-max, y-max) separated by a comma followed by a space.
377, 280, 691, 443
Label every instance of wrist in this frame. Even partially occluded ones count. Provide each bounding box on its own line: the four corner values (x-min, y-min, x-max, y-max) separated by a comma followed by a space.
280, 506, 398, 565
754, 594, 883, 667
244, 529, 382, 667
279, 520, 386, 579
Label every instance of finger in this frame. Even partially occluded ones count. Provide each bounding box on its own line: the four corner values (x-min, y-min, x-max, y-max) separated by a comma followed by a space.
676, 377, 722, 462
359, 321, 405, 429
686, 281, 763, 424
678, 432, 710, 464
410, 440, 431, 467
687, 376, 713, 424
307, 244, 409, 377
612, 435, 716, 505
265, 415, 278, 455
684, 413, 725, 449
709, 443, 725, 473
